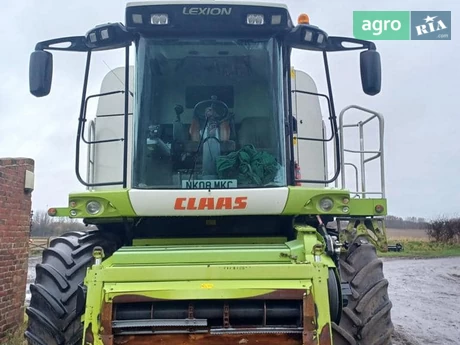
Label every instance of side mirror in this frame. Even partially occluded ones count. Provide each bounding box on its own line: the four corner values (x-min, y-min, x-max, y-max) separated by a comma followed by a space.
29, 50, 53, 97
360, 50, 381, 96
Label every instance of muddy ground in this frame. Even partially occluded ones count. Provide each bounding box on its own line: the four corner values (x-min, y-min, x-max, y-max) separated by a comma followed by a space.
26, 255, 460, 344
384, 257, 460, 345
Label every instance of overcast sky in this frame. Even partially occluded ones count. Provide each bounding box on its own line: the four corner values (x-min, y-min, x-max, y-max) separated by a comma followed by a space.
0, 0, 458, 220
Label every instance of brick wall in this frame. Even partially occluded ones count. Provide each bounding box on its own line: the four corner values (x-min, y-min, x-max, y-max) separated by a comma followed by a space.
0, 158, 34, 342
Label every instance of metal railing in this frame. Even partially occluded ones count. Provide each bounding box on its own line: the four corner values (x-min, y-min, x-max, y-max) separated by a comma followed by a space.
86, 119, 96, 190
335, 105, 385, 198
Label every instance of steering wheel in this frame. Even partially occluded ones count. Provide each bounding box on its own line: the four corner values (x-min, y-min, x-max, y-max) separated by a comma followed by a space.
193, 95, 229, 123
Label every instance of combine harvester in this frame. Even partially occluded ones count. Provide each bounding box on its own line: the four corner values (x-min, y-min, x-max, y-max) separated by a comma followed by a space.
26, 1, 393, 344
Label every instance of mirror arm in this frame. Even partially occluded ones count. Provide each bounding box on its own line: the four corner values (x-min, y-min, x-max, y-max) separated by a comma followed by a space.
326, 36, 377, 52
35, 36, 89, 52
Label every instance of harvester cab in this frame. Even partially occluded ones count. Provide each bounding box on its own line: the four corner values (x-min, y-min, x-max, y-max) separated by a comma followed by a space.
26, 2, 393, 345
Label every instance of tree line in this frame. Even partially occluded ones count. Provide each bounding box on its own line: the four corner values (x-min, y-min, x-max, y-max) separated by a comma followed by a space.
425, 216, 460, 244
384, 215, 429, 229
385, 215, 460, 243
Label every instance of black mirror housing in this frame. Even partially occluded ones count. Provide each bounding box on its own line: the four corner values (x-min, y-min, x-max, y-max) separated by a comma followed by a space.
29, 50, 53, 97
360, 50, 381, 96
85, 22, 133, 51
285, 24, 329, 51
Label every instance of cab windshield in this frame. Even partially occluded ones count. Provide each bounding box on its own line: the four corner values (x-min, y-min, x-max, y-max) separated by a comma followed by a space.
132, 36, 286, 189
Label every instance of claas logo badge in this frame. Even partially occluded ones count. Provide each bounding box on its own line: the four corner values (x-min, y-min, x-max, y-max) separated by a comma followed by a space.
174, 197, 248, 210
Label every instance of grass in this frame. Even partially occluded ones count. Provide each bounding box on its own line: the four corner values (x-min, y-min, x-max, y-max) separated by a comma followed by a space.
2, 313, 27, 345
378, 237, 460, 258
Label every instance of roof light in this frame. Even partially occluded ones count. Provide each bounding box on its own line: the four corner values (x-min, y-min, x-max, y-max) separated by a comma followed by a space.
317, 33, 325, 44
247, 14, 264, 25
132, 14, 143, 24
151, 14, 169, 25
100, 28, 109, 40
271, 15, 282, 25
89, 32, 97, 43
298, 13, 310, 25
304, 30, 313, 42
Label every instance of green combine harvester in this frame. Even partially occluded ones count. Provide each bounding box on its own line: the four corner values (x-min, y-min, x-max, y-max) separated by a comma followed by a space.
26, 1, 393, 345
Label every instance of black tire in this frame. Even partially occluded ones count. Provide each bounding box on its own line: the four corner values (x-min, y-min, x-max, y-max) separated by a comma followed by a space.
332, 236, 394, 345
25, 230, 124, 345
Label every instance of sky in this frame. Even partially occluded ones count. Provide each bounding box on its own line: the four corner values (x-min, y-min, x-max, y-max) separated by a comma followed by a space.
0, 0, 459, 220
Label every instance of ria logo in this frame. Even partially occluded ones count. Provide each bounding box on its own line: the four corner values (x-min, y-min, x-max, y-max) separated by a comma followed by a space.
183, 7, 232, 16
415, 15, 447, 36
411, 11, 451, 40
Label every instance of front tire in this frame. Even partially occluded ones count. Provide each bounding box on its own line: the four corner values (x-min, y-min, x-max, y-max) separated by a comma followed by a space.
332, 236, 394, 345
25, 230, 123, 345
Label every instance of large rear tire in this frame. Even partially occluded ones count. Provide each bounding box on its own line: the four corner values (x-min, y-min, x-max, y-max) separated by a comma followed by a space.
25, 230, 123, 345
332, 236, 394, 345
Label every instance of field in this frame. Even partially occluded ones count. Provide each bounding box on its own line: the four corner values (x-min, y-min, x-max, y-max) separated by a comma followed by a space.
383, 227, 460, 258
386, 227, 429, 240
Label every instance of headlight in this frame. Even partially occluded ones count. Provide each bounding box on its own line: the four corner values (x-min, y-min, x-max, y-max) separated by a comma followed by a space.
151, 14, 169, 25
247, 14, 264, 25
86, 201, 102, 215
319, 198, 334, 212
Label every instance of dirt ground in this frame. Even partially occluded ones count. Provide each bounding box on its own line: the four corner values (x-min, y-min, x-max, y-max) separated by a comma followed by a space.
384, 256, 460, 345
26, 255, 460, 344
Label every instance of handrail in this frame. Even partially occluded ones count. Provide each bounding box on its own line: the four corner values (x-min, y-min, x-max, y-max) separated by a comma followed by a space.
86, 119, 96, 190
344, 163, 359, 197
335, 105, 385, 198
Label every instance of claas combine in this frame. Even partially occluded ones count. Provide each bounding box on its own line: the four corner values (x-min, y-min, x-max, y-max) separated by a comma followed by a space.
26, 1, 393, 345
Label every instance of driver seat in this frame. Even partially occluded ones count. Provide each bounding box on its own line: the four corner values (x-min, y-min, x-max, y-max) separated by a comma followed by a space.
185, 116, 236, 153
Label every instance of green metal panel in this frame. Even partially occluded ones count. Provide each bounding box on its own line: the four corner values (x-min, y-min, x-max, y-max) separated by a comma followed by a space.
282, 186, 351, 215
49, 190, 136, 218
111, 244, 295, 265
49, 186, 386, 219
283, 186, 387, 217
133, 236, 288, 246
348, 197, 388, 216
82, 230, 335, 344
104, 280, 313, 301
97, 263, 318, 282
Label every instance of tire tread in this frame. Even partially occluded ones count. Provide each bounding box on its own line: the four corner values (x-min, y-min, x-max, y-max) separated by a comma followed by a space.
332, 236, 394, 345
25, 229, 123, 345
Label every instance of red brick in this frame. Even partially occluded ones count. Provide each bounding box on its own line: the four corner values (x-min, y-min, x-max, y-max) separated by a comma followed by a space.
0, 157, 34, 340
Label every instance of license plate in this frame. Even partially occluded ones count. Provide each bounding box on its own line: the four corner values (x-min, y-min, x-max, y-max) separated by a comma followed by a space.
182, 179, 237, 189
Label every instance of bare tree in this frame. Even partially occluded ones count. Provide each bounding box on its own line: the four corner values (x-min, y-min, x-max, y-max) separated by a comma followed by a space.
31, 210, 87, 237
